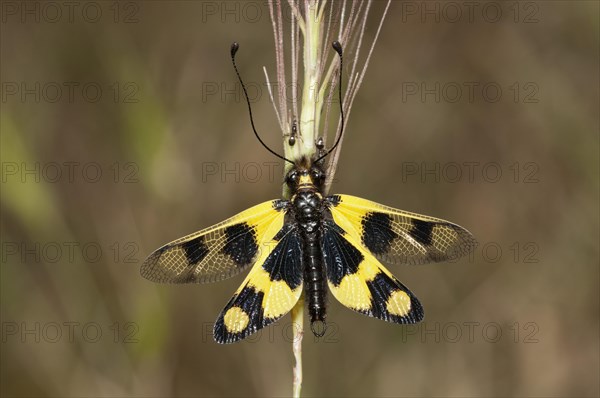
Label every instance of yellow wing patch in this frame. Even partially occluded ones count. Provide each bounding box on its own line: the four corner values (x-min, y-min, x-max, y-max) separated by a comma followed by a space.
330, 257, 379, 311
223, 307, 250, 334
242, 265, 301, 319
386, 290, 411, 317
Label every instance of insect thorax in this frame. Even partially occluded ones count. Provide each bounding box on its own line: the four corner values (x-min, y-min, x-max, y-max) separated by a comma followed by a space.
285, 158, 327, 234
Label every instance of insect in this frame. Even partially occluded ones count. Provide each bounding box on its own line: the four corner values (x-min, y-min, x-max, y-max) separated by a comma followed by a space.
141, 42, 477, 344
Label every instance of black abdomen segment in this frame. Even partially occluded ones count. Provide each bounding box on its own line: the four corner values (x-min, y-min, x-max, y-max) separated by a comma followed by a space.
303, 233, 327, 337
292, 189, 327, 337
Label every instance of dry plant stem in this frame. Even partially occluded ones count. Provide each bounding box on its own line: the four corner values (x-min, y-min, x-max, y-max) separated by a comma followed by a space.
291, 292, 304, 398
292, 3, 322, 396
264, 2, 392, 396
298, 1, 321, 161
293, 5, 321, 396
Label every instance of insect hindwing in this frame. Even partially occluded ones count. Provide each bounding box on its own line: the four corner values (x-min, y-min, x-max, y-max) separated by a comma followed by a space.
322, 220, 424, 323
213, 224, 303, 343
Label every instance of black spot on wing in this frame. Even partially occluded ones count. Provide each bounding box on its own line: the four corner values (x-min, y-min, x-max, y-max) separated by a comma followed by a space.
365, 272, 393, 319
322, 220, 364, 286
214, 286, 265, 344
409, 219, 435, 245
181, 237, 210, 265
222, 223, 258, 266
361, 212, 398, 255
366, 273, 424, 323
262, 226, 303, 290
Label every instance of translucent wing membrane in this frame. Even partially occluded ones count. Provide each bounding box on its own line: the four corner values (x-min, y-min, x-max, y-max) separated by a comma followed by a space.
327, 195, 477, 265
214, 224, 303, 343
140, 200, 286, 283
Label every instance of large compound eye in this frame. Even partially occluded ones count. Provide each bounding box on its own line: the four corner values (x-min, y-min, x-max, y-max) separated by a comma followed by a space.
287, 171, 299, 185
310, 168, 323, 182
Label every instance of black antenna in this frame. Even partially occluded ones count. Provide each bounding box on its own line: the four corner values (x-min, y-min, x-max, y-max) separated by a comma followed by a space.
315, 41, 344, 163
230, 43, 294, 165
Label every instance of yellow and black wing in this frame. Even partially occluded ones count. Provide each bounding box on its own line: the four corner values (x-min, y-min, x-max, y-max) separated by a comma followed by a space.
322, 220, 424, 324
140, 200, 286, 283
214, 224, 303, 343
327, 195, 477, 265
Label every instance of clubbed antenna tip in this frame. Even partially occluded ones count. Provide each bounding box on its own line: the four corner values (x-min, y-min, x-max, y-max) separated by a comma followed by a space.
332, 41, 342, 55
230, 42, 239, 57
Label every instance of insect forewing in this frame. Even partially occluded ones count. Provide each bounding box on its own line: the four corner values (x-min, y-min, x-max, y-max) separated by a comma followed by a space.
140, 200, 286, 283
327, 195, 477, 266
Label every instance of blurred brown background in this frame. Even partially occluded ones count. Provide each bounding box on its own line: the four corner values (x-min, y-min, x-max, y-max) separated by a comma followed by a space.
1, 1, 598, 397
